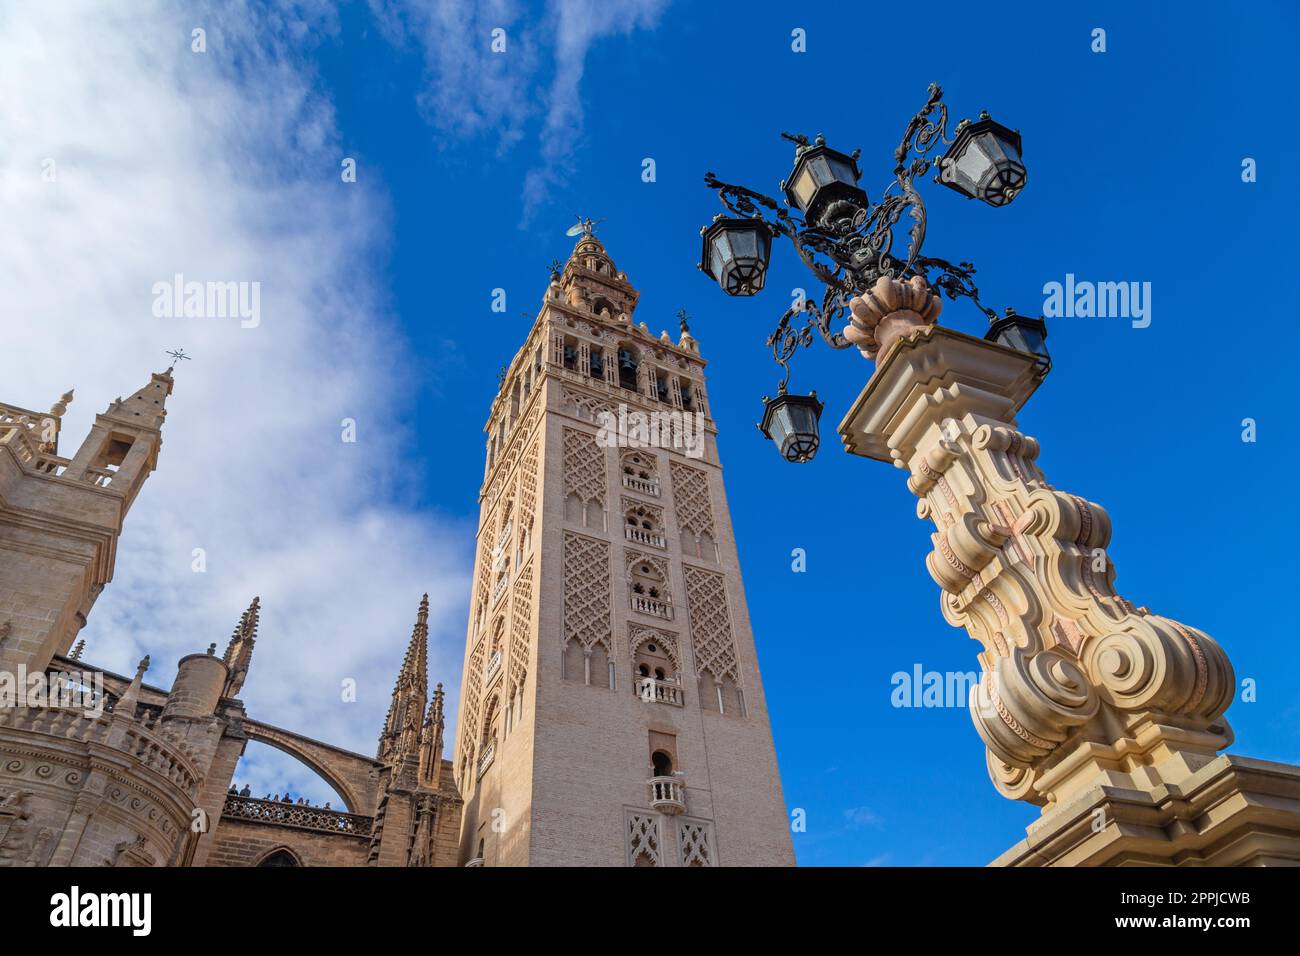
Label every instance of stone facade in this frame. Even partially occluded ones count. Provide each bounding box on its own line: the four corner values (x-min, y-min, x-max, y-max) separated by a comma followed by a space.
0, 377, 462, 867
453, 228, 795, 866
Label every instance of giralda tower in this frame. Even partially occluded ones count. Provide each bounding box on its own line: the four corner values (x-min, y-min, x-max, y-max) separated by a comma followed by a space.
453, 223, 794, 866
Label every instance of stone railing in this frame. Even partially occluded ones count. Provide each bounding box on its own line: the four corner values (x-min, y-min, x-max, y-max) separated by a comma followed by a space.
625, 526, 666, 549
622, 474, 660, 497
477, 740, 496, 778
1, 418, 114, 488
221, 794, 373, 837
634, 676, 683, 707
0, 705, 201, 798
630, 595, 672, 620
648, 776, 686, 814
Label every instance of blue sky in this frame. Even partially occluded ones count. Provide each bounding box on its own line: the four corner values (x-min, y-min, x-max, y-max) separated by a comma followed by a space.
7, 1, 1298, 866
312, 1, 1298, 864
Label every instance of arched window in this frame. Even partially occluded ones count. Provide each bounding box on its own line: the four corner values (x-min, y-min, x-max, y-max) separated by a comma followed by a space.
651, 750, 673, 777
257, 848, 302, 867
617, 344, 639, 391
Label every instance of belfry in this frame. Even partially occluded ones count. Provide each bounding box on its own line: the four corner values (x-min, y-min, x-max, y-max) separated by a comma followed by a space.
453, 223, 794, 866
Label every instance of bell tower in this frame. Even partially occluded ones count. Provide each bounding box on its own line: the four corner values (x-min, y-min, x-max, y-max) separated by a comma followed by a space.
0, 368, 173, 677
453, 222, 794, 866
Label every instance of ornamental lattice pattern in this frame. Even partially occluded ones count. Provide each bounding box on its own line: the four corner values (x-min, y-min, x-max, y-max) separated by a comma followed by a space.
508, 559, 534, 692
519, 436, 540, 538
626, 812, 661, 866
473, 534, 492, 622
682, 565, 739, 682
669, 461, 714, 537
560, 385, 618, 425
563, 427, 606, 505
678, 820, 714, 867
563, 531, 612, 651
458, 638, 486, 777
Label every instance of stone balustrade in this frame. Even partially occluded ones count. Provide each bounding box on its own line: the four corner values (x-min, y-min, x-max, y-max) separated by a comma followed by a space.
221, 794, 373, 837
630, 595, 671, 620
622, 474, 660, 496
647, 776, 686, 814
634, 676, 682, 706
624, 526, 666, 549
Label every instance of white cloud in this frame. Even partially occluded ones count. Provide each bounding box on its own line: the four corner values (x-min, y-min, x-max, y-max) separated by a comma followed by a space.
0, 1, 471, 796
371, 0, 669, 223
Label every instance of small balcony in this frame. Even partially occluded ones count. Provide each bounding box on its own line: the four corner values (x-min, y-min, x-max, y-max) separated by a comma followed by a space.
622, 474, 660, 497
648, 776, 686, 815
484, 649, 502, 683
634, 676, 683, 707
624, 526, 666, 549
492, 572, 510, 606
629, 595, 672, 620
476, 740, 496, 778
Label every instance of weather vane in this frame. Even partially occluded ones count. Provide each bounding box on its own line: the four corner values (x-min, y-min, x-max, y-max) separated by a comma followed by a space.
676, 308, 691, 334
565, 215, 606, 239
165, 348, 192, 365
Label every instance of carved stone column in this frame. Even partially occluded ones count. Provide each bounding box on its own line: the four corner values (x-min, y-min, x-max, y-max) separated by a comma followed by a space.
838, 299, 1300, 866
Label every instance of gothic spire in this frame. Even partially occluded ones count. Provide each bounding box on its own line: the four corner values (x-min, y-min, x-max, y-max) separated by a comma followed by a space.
378, 594, 430, 765
418, 682, 446, 788
104, 367, 174, 430
222, 596, 260, 698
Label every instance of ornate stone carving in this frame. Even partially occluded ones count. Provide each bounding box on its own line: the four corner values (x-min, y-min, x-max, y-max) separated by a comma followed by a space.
626, 811, 660, 866
841, 275, 942, 360
678, 819, 714, 867
839, 327, 1236, 810
562, 427, 606, 506
508, 560, 534, 692
682, 566, 739, 683
563, 532, 611, 652
669, 461, 714, 538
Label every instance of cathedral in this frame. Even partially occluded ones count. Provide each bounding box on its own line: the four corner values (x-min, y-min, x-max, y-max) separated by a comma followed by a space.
0, 227, 795, 867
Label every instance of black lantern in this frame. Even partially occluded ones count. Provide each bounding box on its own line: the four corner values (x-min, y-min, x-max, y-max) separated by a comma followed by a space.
758, 389, 824, 463
699, 216, 772, 296
781, 134, 867, 227
985, 309, 1050, 372
937, 112, 1026, 207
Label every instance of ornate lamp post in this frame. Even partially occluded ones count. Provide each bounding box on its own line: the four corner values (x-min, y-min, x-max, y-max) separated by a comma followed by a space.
696, 82, 1043, 461
694, 85, 1300, 867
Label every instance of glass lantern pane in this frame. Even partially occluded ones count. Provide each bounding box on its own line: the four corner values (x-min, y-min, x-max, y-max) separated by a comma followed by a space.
792, 167, 817, 207
809, 155, 833, 187
972, 131, 1007, 166
955, 138, 992, 186
709, 232, 731, 278
827, 156, 855, 184
729, 228, 758, 259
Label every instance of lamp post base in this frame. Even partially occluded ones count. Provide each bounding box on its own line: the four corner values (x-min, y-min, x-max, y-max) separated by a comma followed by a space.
992, 753, 1300, 867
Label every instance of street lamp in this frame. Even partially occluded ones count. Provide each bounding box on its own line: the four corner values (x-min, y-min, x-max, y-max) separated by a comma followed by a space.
696, 83, 1030, 462
758, 389, 824, 463
936, 112, 1026, 207
781, 135, 867, 228
699, 216, 773, 296
985, 308, 1050, 371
